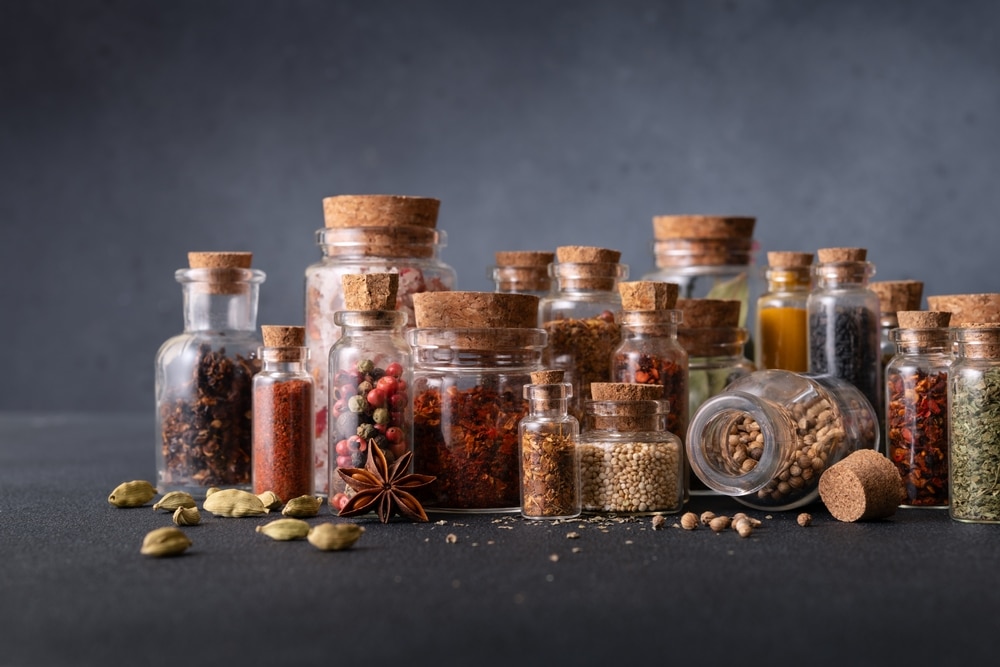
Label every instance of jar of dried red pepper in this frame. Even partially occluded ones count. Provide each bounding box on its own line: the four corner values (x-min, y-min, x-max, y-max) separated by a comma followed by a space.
327, 273, 413, 513
252, 325, 314, 502
409, 292, 546, 513
539, 245, 628, 419
155, 252, 265, 495
305, 195, 456, 495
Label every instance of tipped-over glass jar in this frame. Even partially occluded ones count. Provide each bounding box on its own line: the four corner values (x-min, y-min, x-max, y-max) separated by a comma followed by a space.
687, 370, 879, 511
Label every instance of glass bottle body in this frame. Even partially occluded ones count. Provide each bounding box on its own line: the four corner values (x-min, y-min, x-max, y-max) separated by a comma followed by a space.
155, 268, 265, 495
519, 383, 581, 520
756, 267, 810, 372
687, 370, 879, 511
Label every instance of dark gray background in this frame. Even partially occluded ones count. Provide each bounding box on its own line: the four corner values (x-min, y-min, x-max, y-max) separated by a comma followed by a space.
3, 0, 998, 413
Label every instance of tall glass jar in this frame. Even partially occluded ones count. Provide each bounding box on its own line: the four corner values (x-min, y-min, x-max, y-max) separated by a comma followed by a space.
490, 250, 554, 298
578, 397, 684, 515
155, 252, 264, 495
755, 251, 812, 372
539, 246, 627, 419
949, 325, 1000, 523
807, 248, 883, 431
409, 327, 547, 512
885, 311, 951, 509
519, 371, 581, 520
687, 370, 879, 511
327, 310, 412, 514
871, 280, 924, 375
305, 195, 456, 494
252, 326, 314, 502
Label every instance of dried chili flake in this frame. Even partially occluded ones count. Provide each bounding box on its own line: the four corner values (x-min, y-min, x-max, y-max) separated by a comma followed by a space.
887, 368, 949, 507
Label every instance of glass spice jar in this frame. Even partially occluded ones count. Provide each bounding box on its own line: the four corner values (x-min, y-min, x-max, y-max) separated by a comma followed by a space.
871, 280, 924, 375
948, 325, 1000, 523
518, 370, 581, 520
305, 195, 456, 495
252, 326, 315, 502
807, 247, 883, 433
686, 370, 879, 511
885, 311, 951, 509
539, 246, 628, 419
490, 250, 554, 299
155, 252, 265, 495
755, 251, 813, 372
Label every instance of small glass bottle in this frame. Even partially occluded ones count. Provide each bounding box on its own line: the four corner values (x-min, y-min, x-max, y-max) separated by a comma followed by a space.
519, 370, 581, 520
253, 325, 314, 502
578, 383, 684, 515
305, 195, 456, 495
949, 325, 1000, 523
490, 250, 554, 298
687, 370, 879, 511
539, 246, 628, 419
327, 273, 413, 513
155, 252, 265, 495
807, 247, 883, 430
755, 251, 812, 372
885, 311, 951, 509
871, 280, 924, 375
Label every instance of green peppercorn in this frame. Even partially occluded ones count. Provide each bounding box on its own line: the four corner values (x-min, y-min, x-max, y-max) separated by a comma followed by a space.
357, 423, 378, 440
358, 359, 375, 374
373, 408, 390, 425
357, 381, 374, 396
348, 395, 367, 413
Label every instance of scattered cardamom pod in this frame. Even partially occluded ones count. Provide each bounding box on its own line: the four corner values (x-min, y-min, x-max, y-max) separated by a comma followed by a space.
108, 480, 157, 508
205, 487, 221, 497
202, 488, 268, 517
307, 522, 364, 551
153, 491, 197, 512
257, 490, 283, 511
140, 526, 192, 557
172, 506, 201, 526
256, 518, 311, 541
282, 495, 324, 518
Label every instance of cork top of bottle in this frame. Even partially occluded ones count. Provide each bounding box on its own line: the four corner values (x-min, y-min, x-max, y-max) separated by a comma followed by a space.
495, 250, 555, 267
555, 245, 622, 264
897, 310, 951, 329
766, 251, 813, 268
262, 325, 306, 348
530, 369, 565, 385
618, 281, 679, 311
676, 298, 741, 328
342, 273, 399, 311
651, 216, 756, 240
817, 247, 867, 263
926, 293, 1000, 326
187, 251, 253, 269
871, 280, 924, 314
322, 194, 440, 229
590, 382, 664, 401
184, 251, 257, 295
412, 291, 539, 329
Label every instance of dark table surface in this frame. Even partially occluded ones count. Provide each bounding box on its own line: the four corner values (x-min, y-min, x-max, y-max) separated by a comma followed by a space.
1, 412, 996, 666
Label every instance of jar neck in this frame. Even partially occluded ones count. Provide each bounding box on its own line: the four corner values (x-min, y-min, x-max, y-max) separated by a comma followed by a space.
334, 310, 408, 333
583, 399, 667, 432
652, 237, 754, 268
952, 327, 1000, 360
891, 328, 950, 354
678, 327, 749, 357
316, 225, 446, 260
550, 262, 628, 293
812, 261, 874, 289
178, 268, 264, 332
765, 267, 812, 293
491, 266, 552, 294
407, 328, 547, 368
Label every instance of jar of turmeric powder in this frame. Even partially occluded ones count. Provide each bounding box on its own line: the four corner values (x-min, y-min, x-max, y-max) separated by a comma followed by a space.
755, 251, 812, 372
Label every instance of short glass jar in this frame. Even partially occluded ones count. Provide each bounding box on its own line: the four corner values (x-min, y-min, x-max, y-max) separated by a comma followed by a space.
578, 399, 684, 515
518, 377, 581, 520
687, 370, 879, 511
409, 327, 547, 512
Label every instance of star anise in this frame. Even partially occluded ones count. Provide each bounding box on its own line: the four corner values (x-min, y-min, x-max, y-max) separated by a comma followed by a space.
336, 443, 435, 523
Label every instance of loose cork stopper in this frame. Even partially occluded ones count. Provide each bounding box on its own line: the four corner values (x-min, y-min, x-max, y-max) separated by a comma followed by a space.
322, 195, 440, 229
412, 291, 539, 329
926, 293, 1000, 326
495, 251, 554, 267
766, 251, 813, 268
817, 247, 867, 263
818, 449, 904, 522
651, 216, 756, 240
676, 299, 741, 328
187, 252, 253, 269
870, 280, 924, 314
619, 281, 679, 311
590, 382, 664, 401
530, 370, 565, 385
897, 310, 951, 329
555, 245, 621, 264
262, 325, 306, 348
342, 273, 398, 311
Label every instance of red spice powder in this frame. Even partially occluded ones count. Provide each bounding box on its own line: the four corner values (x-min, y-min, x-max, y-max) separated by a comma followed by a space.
253, 379, 315, 501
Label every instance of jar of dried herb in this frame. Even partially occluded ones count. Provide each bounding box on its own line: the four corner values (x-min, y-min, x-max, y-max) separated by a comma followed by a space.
155, 252, 265, 495
518, 370, 581, 520
490, 250, 554, 299
948, 325, 1000, 523
686, 370, 879, 511
253, 325, 314, 502
409, 292, 546, 512
305, 195, 456, 494
539, 245, 628, 419
885, 310, 951, 509
327, 274, 413, 513
755, 251, 813, 372
578, 383, 684, 515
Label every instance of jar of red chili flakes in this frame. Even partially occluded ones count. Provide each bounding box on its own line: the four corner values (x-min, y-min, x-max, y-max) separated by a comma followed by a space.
409, 292, 546, 513
305, 195, 456, 495
885, 310, 952, 508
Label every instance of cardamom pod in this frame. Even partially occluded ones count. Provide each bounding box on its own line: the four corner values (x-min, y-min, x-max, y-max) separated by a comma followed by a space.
202, 488, 268, 517
140, 526, 192, 557
256, 518, 311, 541
172, 505, 201, 526
307, 522, 364, 551
256, 490, 283, 511
282, 495, 324, 518
206, 487, 221, 497
108, 480, 156, 508
153, 491, 197, 512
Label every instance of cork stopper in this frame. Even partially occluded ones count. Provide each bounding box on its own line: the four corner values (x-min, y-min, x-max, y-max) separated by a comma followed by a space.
496, 251, 554, 268
676, 299, 741, 328
186, 251, 255, 295
493, 250, 554, 292
555, 245, 621, 264
588, 383, 665, 431
926, 293, 1000, 326
953, 324, 1000, 359
188, 252, 253, 269
413, 291, 539, 329
651, 216, 756, 240
817, 247, 867, 263
870, 280, 924, 314
262, 325, 306, 348
322, 195, 440, 229
619, 281, 679, 311
818, 449, 904, 522
531, 370, 565, 385
342, 273, 398, 311
590, 382, 664, 401
766, 251, 813, 268
897, 310, 951, 329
